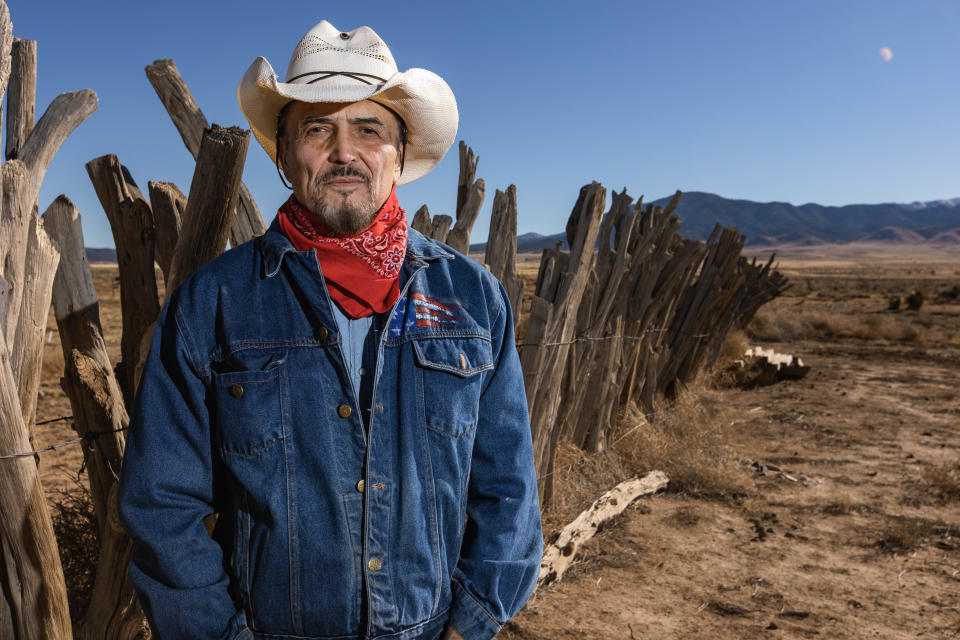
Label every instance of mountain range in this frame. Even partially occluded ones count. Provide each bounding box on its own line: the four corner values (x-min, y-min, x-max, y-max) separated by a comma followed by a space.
469, 192, 960, 253
84, 192, 960, 261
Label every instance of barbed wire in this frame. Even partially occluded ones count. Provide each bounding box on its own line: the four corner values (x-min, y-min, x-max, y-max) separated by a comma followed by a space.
517, 327, 713, 350
35, 414, 74, 427
0, 425, 128, 461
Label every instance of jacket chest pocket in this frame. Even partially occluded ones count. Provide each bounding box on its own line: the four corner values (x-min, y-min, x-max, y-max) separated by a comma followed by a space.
412, 336, 493, 438
212, 363, 286, 456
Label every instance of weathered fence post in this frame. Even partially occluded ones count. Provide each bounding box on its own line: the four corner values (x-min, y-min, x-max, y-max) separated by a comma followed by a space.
145, 59, 264, 245
147, 180, 186, 291
45, 195, 143, 640
444, 141, 484, 253
85, 155, 160, 407
0, 5, 90, 635
5, 37, 34, 161
166, 125, 250, 292
484, 185, 523, 325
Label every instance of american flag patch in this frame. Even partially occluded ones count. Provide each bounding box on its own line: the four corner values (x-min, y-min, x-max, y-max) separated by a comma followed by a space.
412, 293, 462, 328
387, 294, 465, 338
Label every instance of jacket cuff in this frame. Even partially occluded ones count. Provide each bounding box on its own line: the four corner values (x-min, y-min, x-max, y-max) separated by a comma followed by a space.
448, 579, 503, 640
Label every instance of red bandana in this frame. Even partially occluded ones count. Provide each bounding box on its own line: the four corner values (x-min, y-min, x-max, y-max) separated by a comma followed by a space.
278, 186, 407, 318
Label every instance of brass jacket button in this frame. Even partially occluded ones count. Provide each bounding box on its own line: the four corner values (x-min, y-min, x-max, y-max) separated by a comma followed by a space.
337, 404, 352, 419
318, 326, 329, 340
356, 479, 365, 493
367, 557, 383, 571
229, 384, 244, 398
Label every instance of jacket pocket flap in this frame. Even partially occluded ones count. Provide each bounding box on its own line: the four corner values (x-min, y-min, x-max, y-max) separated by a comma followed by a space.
411, 337, 493, 378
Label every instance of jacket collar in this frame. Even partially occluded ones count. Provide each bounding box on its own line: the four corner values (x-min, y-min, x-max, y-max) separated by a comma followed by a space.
259, 215, 453, 278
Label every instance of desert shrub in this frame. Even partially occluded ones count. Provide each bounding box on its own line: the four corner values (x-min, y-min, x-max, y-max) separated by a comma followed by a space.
876, 516, 924, 553
50, 485, 98, 622
936, 284, 960, 302
612, 389, 748, 501
921, 461, 960, 503
888, 296, 901, 311
745, 305, 808, 342
715, 329, 749, 369
905, 289, 925, 310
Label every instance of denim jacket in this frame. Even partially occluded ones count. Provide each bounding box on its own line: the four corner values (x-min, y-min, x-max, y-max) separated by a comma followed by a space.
118, 221, 543, 640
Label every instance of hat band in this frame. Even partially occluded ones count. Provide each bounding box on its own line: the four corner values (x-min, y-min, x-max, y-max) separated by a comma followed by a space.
286, 70, 388, 86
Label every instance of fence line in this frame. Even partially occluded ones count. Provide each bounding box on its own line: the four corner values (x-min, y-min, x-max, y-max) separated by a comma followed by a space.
0, 425, 129, 461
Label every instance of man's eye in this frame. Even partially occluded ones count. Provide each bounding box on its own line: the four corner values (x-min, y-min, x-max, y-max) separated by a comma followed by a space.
360, 127, 381, 137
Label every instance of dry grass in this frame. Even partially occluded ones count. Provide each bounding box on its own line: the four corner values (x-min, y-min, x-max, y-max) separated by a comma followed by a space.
541, 384, 748, 532
612, 388, 749, 501
920, 461, 960, 503
49, 485, 98, 622
544, 443, 634, 533
748, 306, 926, 343
875, 516, 927, 554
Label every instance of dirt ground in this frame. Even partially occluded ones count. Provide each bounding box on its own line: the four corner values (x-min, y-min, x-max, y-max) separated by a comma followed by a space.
502, 247, 960, 639
32, 247, 960, 638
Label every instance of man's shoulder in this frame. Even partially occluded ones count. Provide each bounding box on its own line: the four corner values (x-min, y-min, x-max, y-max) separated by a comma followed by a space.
408, 228, 498, 286
165, 232, 274, 311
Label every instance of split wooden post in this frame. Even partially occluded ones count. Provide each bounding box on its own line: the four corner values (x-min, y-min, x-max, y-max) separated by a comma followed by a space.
45, 196, 144, 640
5, 38, 35, 160
484, 185, 523, 324
2, 88, 98, 352
145, 59, 265, 245
0, 327, 72, 638
166, 125, 250, 292
85, 155, 160, 407
445, 141, 484, 254
526, 182, 605, 504
411, 205, 432, 235
147, 180, 186, 290
10, 212, 58, 436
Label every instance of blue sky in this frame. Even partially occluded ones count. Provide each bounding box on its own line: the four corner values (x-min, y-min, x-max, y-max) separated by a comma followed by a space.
9, 0, 960, 247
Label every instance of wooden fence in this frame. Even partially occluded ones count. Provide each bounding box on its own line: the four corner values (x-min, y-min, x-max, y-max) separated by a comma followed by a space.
416, 182, 787, 502
0, 0, 787, 633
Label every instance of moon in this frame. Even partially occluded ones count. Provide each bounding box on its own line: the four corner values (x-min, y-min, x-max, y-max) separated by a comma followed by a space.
879, 47, 893, 62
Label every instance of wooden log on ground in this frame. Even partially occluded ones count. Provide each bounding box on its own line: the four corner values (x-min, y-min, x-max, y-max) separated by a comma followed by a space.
166, 125, 250, 292
0, 327, 72, 639
5, 38, 35, 160
45, 195, 143, 640
11, 211, 58, 437
85, 155, 159, 407
538, 470, 668, 587
148, 180, 186, 290
145, 59, 265, 245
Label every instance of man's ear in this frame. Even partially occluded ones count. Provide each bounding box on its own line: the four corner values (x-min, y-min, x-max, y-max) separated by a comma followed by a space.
393, 143, 405, 183
276, 138, 287, 174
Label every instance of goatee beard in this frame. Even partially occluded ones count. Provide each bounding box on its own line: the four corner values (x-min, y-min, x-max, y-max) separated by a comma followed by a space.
310, 167, 378, 235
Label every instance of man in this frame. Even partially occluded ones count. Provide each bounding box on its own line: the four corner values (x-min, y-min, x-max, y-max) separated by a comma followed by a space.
118, 20, 542, 640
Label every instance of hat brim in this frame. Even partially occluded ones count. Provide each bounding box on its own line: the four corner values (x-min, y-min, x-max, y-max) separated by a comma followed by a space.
238, 56, 458, 185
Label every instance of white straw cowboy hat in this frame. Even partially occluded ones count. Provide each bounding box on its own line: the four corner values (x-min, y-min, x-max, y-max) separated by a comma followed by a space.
238, 20, 458, 185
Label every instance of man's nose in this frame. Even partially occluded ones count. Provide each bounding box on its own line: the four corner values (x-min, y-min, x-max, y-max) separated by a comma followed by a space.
327, 129, 357, 164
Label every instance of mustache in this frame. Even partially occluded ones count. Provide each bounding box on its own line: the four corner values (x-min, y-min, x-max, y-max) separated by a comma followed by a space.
319, 166, 371, 185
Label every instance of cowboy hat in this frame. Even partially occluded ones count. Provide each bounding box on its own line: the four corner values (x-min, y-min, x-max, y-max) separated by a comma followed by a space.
237, 20, 458, 184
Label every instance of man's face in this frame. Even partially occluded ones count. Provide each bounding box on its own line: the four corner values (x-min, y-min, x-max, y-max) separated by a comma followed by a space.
278, 100, 402, 235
